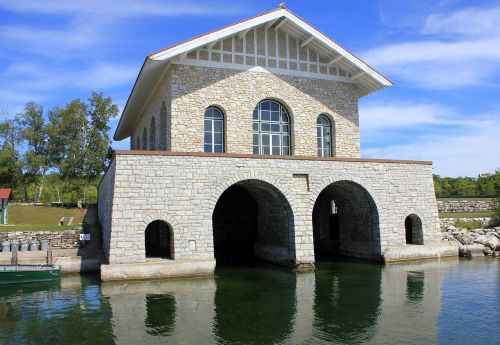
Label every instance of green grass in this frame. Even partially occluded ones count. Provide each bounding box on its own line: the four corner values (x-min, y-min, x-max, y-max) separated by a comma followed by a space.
437, 197, 493, 202
439, 211, 493, 218
1, 205, 85, 232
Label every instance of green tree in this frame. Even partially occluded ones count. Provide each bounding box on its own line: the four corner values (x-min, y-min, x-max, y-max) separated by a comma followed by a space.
0, 119, 25, 199
47, 92, 118, 205
16, 101, 49, 202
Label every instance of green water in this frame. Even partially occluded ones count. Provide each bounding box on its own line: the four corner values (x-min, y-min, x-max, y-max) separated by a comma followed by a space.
0, 258, 498, 344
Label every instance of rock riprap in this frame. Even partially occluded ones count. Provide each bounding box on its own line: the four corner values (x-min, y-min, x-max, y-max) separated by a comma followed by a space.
442, 226, 500, 257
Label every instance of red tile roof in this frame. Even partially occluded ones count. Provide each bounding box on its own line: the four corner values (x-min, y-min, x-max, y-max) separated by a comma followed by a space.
0, 189, 11, 199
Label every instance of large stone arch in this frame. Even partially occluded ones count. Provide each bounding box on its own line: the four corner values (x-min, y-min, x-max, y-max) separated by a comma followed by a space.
210, 176, 296, 267
311, 179, 381, 260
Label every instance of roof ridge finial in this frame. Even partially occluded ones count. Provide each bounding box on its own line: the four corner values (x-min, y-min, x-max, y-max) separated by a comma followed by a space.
279, 2, 287, 9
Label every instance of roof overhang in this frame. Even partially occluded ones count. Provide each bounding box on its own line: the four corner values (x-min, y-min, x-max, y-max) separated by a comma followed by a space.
114, 7, 392, 140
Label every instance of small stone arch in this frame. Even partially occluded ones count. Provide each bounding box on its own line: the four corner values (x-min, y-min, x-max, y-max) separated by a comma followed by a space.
144, 219, 174, 259
142, 213, 179, 259
405, 214, 424, 245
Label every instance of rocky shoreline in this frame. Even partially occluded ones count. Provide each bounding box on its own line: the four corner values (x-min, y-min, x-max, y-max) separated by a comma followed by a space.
442, 226, 500, 258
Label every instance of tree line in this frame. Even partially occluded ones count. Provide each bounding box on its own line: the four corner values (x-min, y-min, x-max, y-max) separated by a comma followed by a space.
0, 92, 118, 205
433, 172, 499, 198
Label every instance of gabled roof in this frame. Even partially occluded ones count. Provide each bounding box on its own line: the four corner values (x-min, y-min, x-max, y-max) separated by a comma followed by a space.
115, 5, 392, 140
0, 189, 11, 199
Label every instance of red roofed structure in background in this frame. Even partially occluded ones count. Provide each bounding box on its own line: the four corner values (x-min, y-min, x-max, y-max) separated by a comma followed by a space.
0, 189, 11, 200
0, 188, 10, 225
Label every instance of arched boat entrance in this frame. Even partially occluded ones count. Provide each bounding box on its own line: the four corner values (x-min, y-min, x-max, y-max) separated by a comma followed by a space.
145, 220, 172, 259
312, 181, 380, 260
212, 179, 294, 267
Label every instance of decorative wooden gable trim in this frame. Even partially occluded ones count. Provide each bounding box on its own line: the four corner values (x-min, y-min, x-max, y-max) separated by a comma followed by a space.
177, 26, 353, 83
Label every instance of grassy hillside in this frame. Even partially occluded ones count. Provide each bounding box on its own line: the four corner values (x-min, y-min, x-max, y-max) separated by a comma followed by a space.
1, 205, 85, 232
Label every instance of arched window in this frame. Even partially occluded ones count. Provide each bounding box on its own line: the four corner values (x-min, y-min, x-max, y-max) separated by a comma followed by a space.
142, 127, 148, 151
204, 107, 224, 153
160, 102, 167, 150
317, 115, 332, 157
252, 100, 290, 155
136, 137, 141, 150
150, 117, 156, 150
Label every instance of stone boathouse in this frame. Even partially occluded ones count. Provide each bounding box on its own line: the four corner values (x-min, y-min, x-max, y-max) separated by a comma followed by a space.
98, 5, 455, 280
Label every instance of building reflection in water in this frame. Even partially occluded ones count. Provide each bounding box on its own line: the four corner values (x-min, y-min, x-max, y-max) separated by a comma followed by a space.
145, 294, 175, 336
312, 261, 383, 344
213, 266, 297, 344
0, 259, 454, 344
101, 276, 217, 345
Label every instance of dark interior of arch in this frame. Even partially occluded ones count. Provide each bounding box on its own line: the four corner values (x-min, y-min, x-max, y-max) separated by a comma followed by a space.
212, 180, 295, 267
313, 181, 381, 260
145, 220, 171, 258
405, 215, 424, 245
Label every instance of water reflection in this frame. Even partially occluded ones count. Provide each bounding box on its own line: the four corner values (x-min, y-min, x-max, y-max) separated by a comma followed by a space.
1, 259, 482, 345
145, 294, 175, 336
0, 274, 114, 344
406, 271, 425, 302
313, 261, 382, 344
214, 266, 297, 344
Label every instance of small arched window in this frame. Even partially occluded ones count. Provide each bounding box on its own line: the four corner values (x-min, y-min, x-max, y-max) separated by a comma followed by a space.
317, 115, 332, 157
253, 100, 290, 155
136, 137, 141, 150
150, 117, 156, 150
204, 107, 224, 153
142, 127, 148, 151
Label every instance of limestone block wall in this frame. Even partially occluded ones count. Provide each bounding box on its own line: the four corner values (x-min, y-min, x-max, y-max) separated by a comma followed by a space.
98, 158, 116, 258
0, 229, 81, 250
131, 69, 172, 151
169, 64, 360, 157
100, 152, 440, 265
437, 200, 493, 213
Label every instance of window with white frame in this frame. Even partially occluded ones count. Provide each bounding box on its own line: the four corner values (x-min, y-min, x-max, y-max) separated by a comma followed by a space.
317, 115, 332, 157
252, 100, 290, 155
204, 107, 224, 153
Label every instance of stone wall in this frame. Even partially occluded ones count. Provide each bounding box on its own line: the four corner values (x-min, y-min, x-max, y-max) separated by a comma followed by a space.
0, 229, 81, 250
98, 158, 116, 259
99, 152, 442, 265
130, 64, 360, 158
437, 200, 492, 213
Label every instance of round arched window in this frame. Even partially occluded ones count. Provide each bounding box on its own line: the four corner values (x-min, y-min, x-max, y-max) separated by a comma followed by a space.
317, 115, 332, 157
252, 100, 290, 155
204, 107, 224, 153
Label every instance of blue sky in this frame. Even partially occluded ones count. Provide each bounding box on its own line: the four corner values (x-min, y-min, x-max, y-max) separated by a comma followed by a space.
0, 0, 499, 177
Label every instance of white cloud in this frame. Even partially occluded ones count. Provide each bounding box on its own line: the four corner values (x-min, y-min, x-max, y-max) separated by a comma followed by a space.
0, 0, 244, 17
422, 5, 500, 37
360, 102, 500, 176
360, 102, 455, 129
0, 0, 244, 57
363, 5, 500, 89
